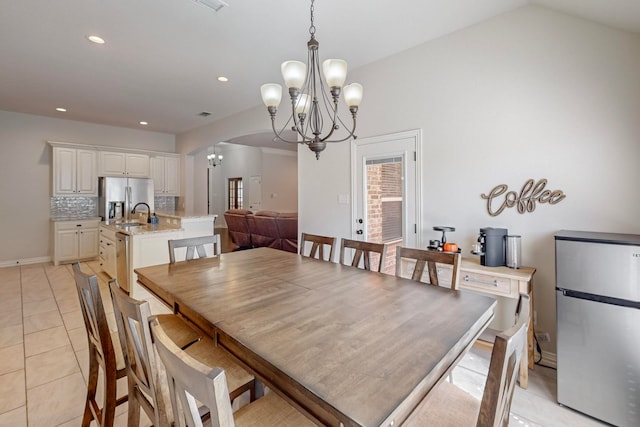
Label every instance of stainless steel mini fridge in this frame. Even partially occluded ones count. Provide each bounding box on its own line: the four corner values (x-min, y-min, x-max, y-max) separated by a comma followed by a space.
555, 230, 640, 427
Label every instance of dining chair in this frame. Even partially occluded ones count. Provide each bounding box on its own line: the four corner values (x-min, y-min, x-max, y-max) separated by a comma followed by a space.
149, 315, 316, 427
339, 238, 387, 272
109, 280, 202, 427
404, 293, 531, 427
109, 282, 257, 426
299, 232, 336, 262
72, 263, 127, 427
168, 234, 221, 264
395, 247, 462, 289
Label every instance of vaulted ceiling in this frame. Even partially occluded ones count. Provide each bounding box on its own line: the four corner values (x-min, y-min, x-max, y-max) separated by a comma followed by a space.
1, 0, 638, 135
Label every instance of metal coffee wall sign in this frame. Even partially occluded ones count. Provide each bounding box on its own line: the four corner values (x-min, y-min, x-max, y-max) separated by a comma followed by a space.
481, 178, 566, 216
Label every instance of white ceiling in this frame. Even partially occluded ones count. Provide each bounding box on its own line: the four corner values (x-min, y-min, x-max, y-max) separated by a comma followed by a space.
0, 0, 638, 136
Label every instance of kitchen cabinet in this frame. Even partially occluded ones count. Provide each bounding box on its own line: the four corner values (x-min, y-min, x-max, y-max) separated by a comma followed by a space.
52, 147, 97, 196
99, 226, 117, 278
150, 155, 180, 195
99, 151, 150, 178
52, 219, 100, 265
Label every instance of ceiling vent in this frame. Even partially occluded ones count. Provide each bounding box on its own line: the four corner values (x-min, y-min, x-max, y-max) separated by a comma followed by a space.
198, 111, 212, 117
193, 0, 228, 12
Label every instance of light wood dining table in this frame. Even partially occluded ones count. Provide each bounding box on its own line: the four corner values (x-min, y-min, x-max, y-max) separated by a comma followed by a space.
135, 247, 496, 427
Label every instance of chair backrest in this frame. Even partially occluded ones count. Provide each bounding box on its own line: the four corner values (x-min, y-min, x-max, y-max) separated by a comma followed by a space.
223, 209, 253, 249
300, 232, 336, 262
150, 316, 235, 427
169, 235, 221, 264
72, 263, 117, 370
395, 247, 461, 289
339, 238, 387, 272
109, 280, 171, 426
477, 294, 530, 427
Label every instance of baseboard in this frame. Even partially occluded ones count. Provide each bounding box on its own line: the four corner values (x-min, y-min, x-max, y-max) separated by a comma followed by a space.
538, 350, 557, 369
0, 256, 51, 268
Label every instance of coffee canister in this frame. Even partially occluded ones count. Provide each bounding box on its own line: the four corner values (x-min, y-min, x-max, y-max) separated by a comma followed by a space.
506, 235, 521, 269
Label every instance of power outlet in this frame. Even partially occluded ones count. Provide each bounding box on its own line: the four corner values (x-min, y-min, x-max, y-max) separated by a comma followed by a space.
536, 332, 551, 343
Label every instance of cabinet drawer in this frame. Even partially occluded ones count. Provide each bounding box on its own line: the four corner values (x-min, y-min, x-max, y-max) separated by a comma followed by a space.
56, 220, 99, 231
100, 226, 117, 241
459, 272, 514, 296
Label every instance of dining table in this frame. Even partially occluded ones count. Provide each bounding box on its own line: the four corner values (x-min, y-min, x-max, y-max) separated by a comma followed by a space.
135, 247, 496, 427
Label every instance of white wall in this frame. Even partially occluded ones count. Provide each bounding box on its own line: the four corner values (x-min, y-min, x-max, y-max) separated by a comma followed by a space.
0, 110, 175, 264
177, 6, 640, 354
260, 149, 297, 212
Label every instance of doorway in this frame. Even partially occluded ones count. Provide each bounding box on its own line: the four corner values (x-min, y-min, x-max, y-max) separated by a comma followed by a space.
352, 130, 421, 274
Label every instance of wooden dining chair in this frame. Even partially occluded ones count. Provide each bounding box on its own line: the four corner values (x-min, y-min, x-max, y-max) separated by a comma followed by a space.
299, 232, 336, 262
149, 316, 315, 427
109, 281, 257, 426
404, 294, 531, 427
340, 238, 387, 272
72, 263, 127, 427
395, 247, 462, 289
168, 234, 221, 264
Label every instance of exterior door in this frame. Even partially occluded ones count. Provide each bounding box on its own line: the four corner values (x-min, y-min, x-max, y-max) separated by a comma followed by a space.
352, 130, 421, 274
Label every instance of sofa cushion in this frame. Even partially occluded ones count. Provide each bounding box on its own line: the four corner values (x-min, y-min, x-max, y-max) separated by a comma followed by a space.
247, 212, 281, 249
276, 214, 298, 253
223, 210, 253, 249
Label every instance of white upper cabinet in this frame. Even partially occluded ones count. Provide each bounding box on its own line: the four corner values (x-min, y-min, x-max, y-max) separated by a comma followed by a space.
150, 156, 180, 196
53, 147, 97, 196
99, 152, 150, 178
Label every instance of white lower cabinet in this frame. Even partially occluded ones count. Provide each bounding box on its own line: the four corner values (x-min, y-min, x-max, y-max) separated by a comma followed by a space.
52, 220, 100, 266
99, 226, 117, 278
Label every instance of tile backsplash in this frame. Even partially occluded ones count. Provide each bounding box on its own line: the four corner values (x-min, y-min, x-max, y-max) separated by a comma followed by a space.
50, 197, 98, 218
50, 196, 177, 219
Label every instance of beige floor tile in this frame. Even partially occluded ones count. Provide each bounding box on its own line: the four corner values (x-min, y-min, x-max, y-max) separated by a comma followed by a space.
61, 309, 85, 331
21, 287, 54, 304
0, 344, 24, 375
26, 372, 87, 427
56, 296, 81, 314
0, 295, 22, 313
68, 326, 89, 352
22, 298, 58, 318
0, 325, 23, 349
0, 308, 22, 328
24, 325, 70, 357
0, 405, 27, 426
75, 349, 89, 383
54, 415, 83, 427
25, 345, 80, 389
23, 309, 64, 334
0, 370, 25, 414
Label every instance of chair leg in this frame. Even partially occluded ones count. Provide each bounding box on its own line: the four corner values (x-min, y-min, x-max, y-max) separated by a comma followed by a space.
127, 381, 141, 427
82, 350, 99, 427
100, 365, 118, 427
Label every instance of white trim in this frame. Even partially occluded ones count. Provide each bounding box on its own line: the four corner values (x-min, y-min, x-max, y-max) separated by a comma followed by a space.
0, 256, 51, 268
351, 129, 422, 247
539, 350, 557, 369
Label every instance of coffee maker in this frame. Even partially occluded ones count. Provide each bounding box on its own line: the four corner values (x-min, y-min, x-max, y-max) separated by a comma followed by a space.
477, 227, 508, 267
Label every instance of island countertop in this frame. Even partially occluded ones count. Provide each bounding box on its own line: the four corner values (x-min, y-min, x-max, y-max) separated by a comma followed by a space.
100, 220, 183, 236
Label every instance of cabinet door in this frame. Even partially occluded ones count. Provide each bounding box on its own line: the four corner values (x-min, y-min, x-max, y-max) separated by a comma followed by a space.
150, 157, 165, 194
76, 150, 97, 195
126, 153, 150, 177
57, 229, 79, 261
53, 147, 77, 195
100, 152, 127, 176
79, 228, 99, 258
164, 157, 180, 196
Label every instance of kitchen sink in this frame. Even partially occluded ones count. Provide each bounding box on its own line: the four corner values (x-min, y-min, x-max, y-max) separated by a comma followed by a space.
115, 221, 143, 227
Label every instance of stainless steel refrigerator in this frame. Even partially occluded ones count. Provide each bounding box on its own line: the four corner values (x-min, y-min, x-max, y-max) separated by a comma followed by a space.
555, 230, 640, 427
98, 177, 154, 221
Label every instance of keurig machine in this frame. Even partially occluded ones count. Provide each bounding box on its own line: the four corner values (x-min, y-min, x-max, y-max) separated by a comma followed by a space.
478, 227, 508, 266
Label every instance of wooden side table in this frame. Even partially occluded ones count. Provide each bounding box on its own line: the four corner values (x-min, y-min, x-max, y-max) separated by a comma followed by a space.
458, 258, 535, 388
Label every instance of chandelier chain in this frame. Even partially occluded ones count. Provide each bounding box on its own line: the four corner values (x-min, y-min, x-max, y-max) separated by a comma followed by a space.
309, 0, 316, 36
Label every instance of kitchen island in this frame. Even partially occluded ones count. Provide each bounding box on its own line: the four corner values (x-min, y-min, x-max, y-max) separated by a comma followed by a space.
100, 212, 217, 315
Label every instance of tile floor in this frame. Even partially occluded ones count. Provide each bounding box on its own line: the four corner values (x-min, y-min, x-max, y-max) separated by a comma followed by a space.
0, 261, 606, 426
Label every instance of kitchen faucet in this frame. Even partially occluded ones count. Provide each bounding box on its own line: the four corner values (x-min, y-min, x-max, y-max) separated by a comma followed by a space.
131, 202, 152, 223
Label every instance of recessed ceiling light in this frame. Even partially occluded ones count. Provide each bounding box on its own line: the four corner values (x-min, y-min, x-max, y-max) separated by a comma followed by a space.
139, 121, 148, 125
217, 76, 229, 82
87, 35, 105, 44
55, 107, 67, 112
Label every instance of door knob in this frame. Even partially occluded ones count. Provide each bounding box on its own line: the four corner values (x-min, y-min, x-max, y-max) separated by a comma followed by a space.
356, 229, 363, 235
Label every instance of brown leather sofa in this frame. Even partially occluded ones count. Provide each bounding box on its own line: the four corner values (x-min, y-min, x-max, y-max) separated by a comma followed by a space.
223, 210, 298, 253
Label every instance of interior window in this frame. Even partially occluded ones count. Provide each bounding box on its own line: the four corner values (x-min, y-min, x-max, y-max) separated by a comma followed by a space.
228, 177, 243, 209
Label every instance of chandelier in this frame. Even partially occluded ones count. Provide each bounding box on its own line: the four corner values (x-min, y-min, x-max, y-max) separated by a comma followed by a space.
260, 0, 363, 159
207, 146, 223, 167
